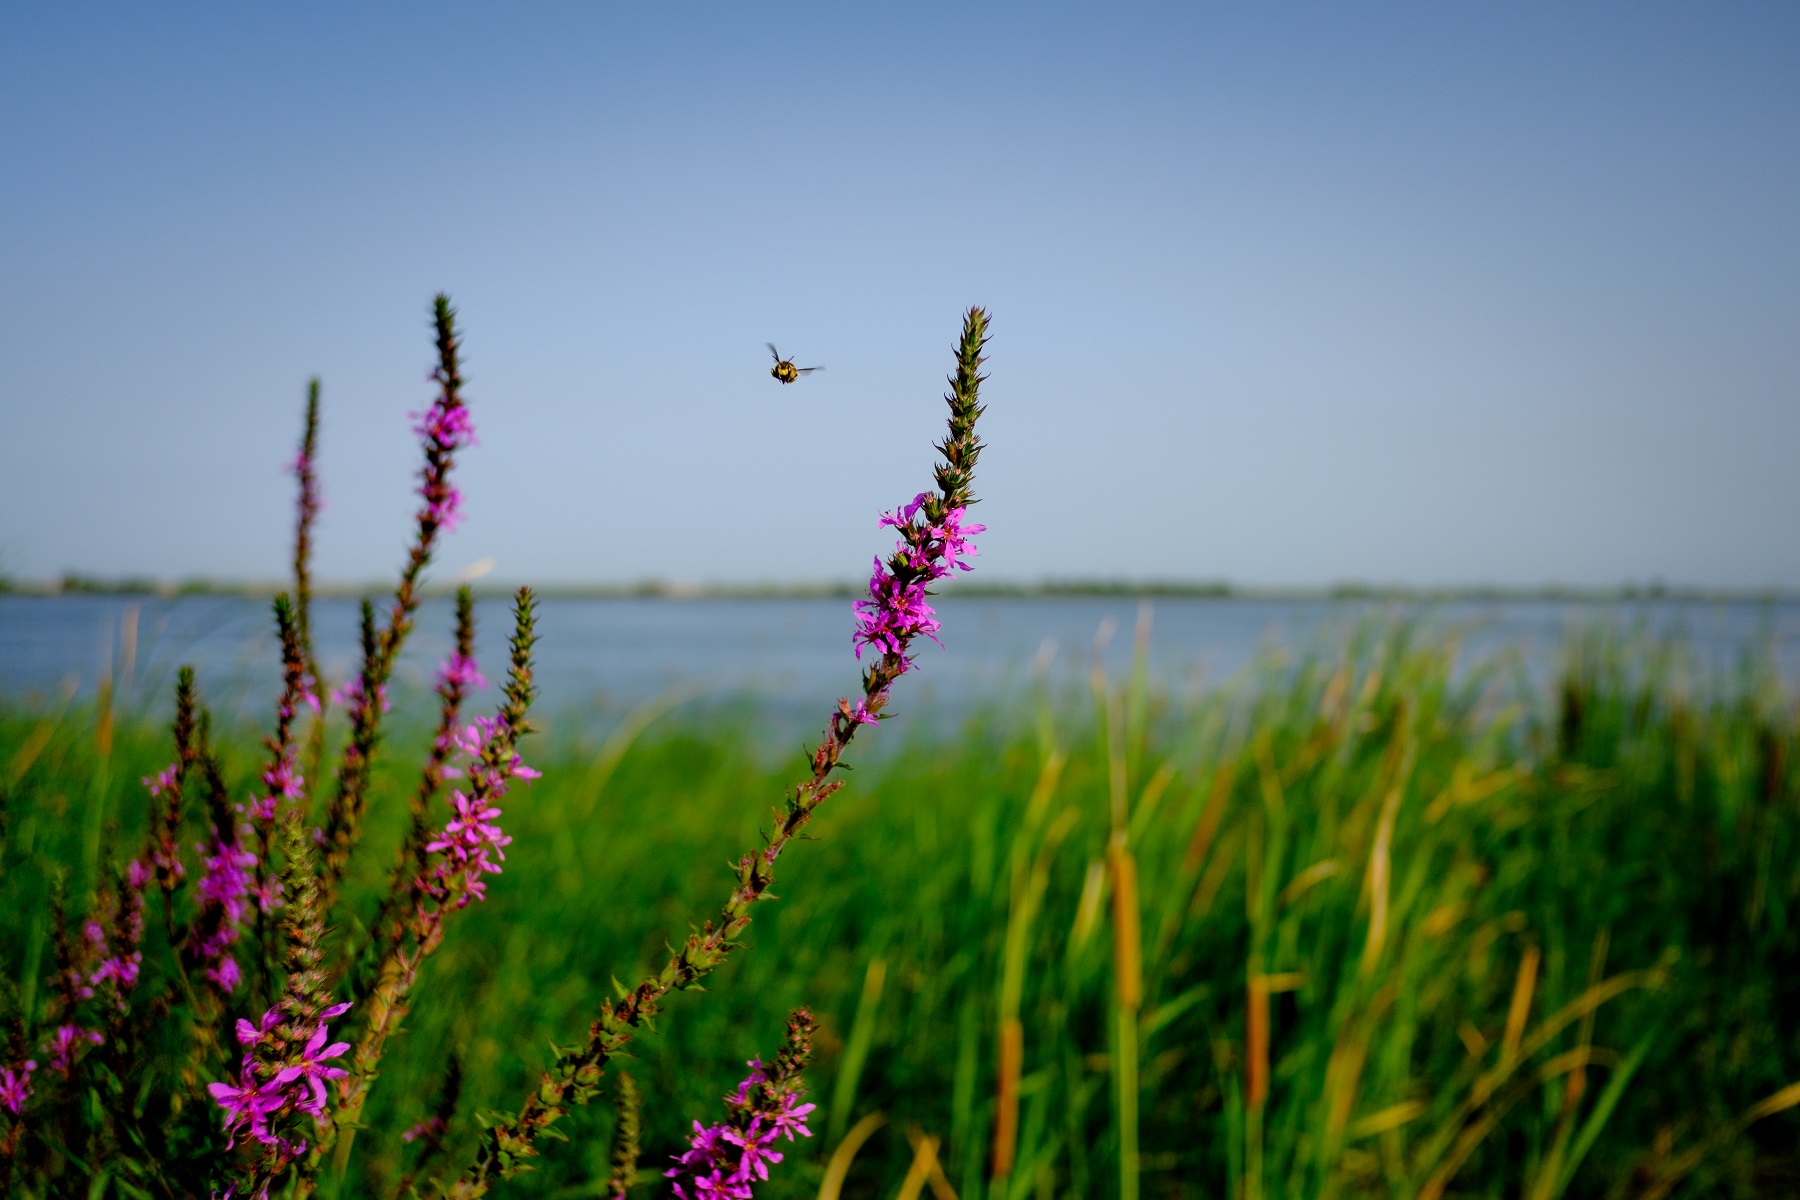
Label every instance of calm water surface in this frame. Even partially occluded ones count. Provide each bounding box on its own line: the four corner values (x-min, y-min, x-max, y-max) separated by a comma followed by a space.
2, 594, 1796, 730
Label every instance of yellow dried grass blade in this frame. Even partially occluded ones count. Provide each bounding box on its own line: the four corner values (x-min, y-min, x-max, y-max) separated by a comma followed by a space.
1637, 1079, 1800, 1200
817, 1112, 887, 1200
1417, 1048, 1606, 1200
897, 1128, 943, 1200
1413, 970, 1661, 1187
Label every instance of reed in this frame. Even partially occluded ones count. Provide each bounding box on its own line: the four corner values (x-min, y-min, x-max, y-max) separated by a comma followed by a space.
3, 611, 1798, 1196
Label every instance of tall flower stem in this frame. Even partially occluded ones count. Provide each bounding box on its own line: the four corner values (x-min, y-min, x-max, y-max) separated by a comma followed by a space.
321, 589, 536, 1180
224, 811, 346, 1198
447, 308, 989, 1196
294, 379, 328, 797
146, 668, 200, 943
318, 295, 473, 903
252, 596, 311, 1005
605, 1071, 641, 1200
183, 716, 254, 1001
352, 585, 481, 989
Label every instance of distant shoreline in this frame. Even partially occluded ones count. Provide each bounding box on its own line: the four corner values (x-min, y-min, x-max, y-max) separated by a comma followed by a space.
4, 575, 1794, 605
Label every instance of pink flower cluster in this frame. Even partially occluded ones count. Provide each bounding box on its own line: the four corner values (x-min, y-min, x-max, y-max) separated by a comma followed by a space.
142, 764, 188, 884
328, 675, 390, 715
0, 1059, 35, 1115
251, 760, 300, 824
144, 763, 180, 797
418, 716, 538, 909
207, 1002, 351, 1157
410, 384, 476, 534
87, 861, 149, 1001
191, 835, 258, 993
45, 857, 153, 1076
46, 1025, 103, 1075
436, 651, 487, 692
665, 1059, 815, 1200
852, 492, 984, 663
401, 1115, 446, 1144
252, 696, 309, 823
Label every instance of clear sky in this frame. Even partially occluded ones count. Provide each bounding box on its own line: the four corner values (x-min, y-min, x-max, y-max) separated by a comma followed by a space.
2, 3, 1797, 590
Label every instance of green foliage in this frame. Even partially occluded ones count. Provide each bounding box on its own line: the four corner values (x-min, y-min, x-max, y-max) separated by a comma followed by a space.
1, 620, 1796, 1198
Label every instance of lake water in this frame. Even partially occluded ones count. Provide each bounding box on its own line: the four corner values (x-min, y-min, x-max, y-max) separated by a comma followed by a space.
2, 593, 1796, 731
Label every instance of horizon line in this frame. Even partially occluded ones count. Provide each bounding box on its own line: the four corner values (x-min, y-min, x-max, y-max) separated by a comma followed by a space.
6, 573, 1796, 605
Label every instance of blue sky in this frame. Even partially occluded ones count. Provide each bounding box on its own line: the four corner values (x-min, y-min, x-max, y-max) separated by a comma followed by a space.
2, 3, 1797, 589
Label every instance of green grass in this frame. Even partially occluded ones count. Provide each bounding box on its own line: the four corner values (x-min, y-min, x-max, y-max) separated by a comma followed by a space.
2, 619, 1798, 1198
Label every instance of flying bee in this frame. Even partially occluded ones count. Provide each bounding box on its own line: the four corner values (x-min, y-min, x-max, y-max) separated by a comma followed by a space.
768, 344, 823, 384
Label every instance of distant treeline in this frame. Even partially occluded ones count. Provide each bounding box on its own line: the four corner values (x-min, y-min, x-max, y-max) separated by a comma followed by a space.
3, 572, 1791, 605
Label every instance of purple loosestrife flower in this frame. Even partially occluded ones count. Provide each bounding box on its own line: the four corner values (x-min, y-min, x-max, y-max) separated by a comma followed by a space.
931, 505, 985, 573
46, 1025, 102, 1075
272, 1019, 352, 1115
328, 675, 390, 714
209, 1002, 349, 1159
255, 758, 303, 819
671, 1120, 726, 1173
85, 855, 150, 1007
722, 1119, 781, 1184
144, 763, 179, 797
768, 1092, 815, 1143
236, 1008, 284, 1047
419, 713, 534, 909
665, 1012, 818, 1200
208, 1062, 283, 1150
423, 791, 512, 907
190, 834, 257, 992
408, 367, 477, 534
851, 489, 984, 664
209, 957, 244, 995
446, 714, 540, 781
0, 1060, 36, 1115
196, 839, 258, 927
51, 896, 101, 1008
438, 650, 487, 692
143, 763, 188, 884
852, 559, 942, 660
730, 1060, 769, 1105
403, 1116, 447, 1144
89, 953, 141, 993
184, 728, 258, 996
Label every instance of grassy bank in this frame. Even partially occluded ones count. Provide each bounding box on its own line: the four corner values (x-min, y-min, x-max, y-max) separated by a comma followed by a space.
2, 621, 1797, 1198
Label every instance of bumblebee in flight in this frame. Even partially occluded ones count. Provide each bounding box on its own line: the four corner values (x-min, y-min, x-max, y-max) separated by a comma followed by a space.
768, 344, 823, 384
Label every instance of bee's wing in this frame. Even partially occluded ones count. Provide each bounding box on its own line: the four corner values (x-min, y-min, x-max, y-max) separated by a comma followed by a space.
796, 366, 823, 374
767, 343, 782, 362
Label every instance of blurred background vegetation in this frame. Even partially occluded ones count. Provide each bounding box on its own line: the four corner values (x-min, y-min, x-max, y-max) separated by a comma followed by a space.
2, 618, 1796, 1199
